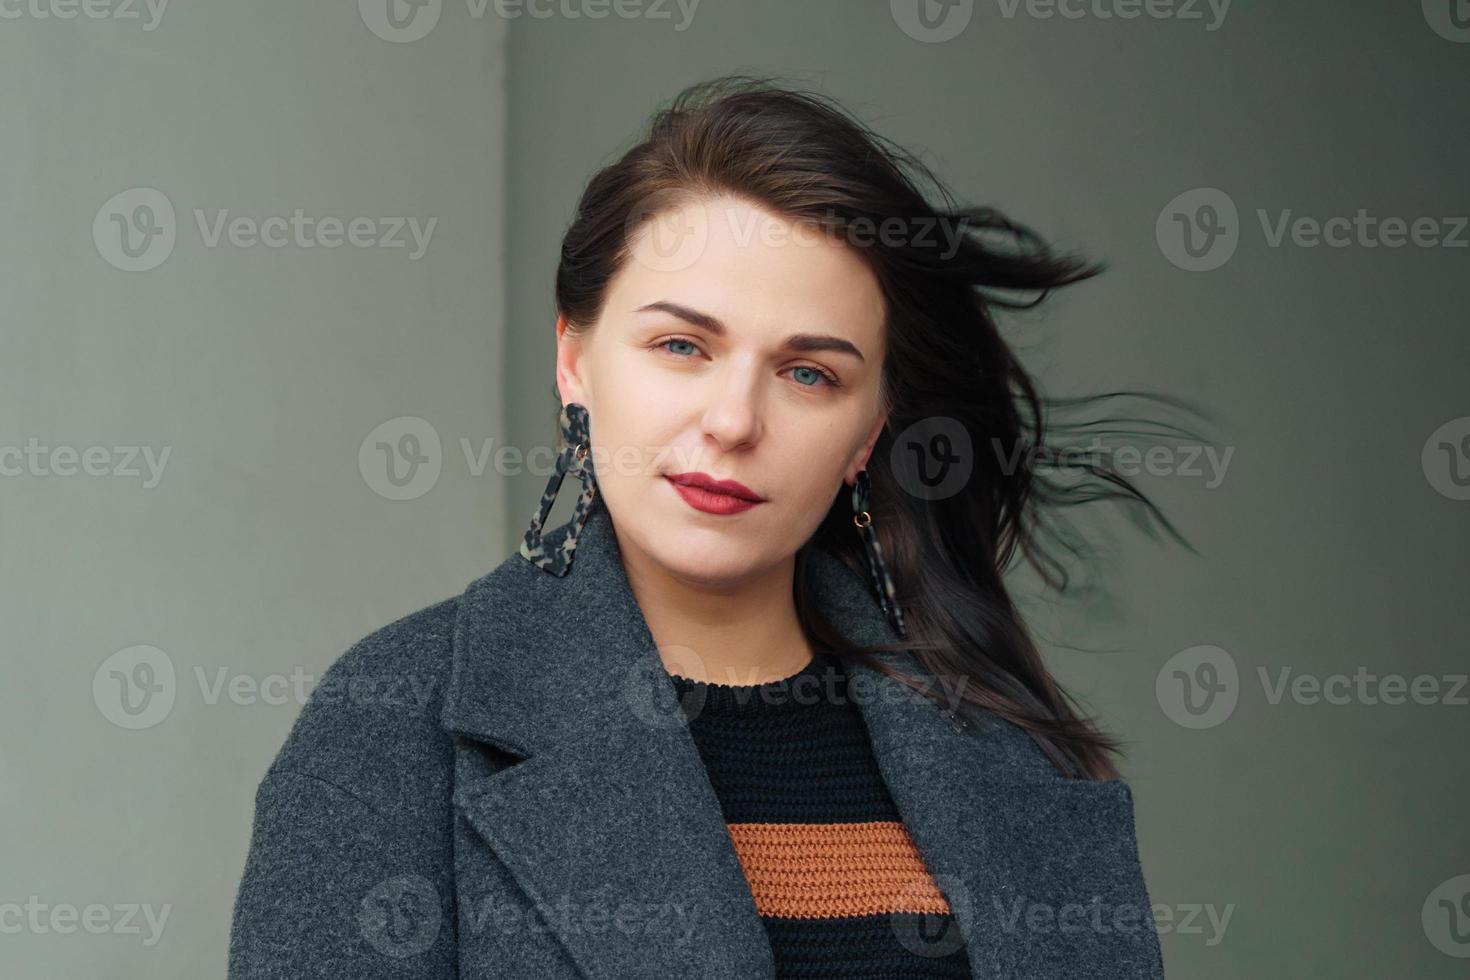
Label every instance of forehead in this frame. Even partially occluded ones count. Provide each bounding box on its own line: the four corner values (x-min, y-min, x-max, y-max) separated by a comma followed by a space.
612, 195, 887, 348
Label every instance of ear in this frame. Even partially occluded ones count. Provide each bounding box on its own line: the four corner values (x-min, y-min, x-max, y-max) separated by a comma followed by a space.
845, 409, 892, 485
554, 313, 590, 408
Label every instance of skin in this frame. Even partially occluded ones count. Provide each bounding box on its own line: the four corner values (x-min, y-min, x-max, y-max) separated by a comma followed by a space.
554, 194, 891, 686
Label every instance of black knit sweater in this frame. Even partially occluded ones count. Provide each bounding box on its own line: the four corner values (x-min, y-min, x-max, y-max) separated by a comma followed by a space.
664, 651, 972, 979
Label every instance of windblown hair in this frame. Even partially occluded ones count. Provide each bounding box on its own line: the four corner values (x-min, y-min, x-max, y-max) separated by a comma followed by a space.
552, 74, 1204, 780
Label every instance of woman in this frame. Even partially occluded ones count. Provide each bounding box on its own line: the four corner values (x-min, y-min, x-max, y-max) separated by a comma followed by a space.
229, 76, 1178, 979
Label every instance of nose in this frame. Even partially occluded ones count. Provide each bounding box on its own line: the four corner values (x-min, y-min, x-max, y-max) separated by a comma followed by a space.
699, 359, 765, 453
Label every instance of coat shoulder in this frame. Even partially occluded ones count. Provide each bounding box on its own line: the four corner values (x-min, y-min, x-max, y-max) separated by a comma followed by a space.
231, 595, 465, 977
970, 710, 1081, 781
260, 593, 462, 820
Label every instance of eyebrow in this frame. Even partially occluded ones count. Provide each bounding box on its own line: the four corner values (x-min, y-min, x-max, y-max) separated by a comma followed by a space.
634, 300, 866, 362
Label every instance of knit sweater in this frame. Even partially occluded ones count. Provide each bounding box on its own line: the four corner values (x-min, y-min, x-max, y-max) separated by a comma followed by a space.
664, 650, 973, 979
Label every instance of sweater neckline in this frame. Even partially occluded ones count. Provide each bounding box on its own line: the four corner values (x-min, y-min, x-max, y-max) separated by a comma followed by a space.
664, 651, 844, 715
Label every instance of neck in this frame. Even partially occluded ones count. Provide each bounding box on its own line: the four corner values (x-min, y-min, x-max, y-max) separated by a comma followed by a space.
615, 532, 814, 687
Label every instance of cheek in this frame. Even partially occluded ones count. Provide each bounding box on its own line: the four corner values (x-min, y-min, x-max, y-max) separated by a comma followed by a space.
591, 365, 698, 461
589, 396, 684, 479
769, 431, 853, 507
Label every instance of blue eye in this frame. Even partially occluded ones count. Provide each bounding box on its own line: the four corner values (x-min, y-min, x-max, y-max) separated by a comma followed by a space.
791, 366, 824, 387
655, 337, 840, 390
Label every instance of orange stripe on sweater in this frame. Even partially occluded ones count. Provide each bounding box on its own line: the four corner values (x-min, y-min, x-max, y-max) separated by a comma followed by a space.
725, 821, 952, 919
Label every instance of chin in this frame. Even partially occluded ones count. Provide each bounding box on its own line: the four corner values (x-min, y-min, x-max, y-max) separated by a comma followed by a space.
607, 483, 778, 581
641, 526, 767, 585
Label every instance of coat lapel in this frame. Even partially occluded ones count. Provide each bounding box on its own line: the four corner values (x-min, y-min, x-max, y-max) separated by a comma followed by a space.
439, 493, 1160, 980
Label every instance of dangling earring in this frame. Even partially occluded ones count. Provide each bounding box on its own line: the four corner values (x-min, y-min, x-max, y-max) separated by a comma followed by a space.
851, 468, 906, 638
520, 401, 599, 576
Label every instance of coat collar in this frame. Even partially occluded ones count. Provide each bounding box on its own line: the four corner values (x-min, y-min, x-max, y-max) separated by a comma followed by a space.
438, 493, 1153, 980
441, 490, 969, 757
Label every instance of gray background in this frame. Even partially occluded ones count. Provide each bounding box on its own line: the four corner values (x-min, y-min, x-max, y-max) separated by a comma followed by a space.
4, 1, 1467, 977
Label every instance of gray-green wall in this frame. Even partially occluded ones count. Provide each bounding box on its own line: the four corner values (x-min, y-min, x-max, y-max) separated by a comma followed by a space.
2, 2, 506, 976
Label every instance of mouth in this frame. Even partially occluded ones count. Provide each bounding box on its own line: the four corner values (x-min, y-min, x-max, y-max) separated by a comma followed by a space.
663, 472, 767, 516
664, 472, 766, 502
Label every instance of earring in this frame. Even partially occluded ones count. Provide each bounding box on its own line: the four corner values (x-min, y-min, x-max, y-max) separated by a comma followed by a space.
520, 401, 599, 576
851, 468, 906, 638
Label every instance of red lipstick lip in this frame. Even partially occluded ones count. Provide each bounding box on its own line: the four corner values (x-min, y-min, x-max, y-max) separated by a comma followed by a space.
664, 472, 766, 502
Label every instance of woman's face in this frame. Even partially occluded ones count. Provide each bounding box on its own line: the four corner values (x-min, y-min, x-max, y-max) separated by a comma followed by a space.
555, 194, 890, 587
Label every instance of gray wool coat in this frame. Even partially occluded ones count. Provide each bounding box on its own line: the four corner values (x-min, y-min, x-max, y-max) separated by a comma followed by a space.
227, 495, 1166, 979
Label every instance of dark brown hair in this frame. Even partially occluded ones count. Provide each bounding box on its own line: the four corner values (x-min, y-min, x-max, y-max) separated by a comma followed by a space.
553, 74, 1202, 780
